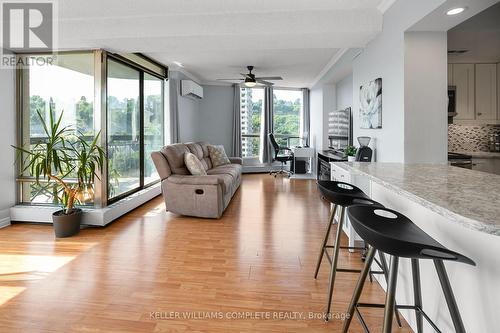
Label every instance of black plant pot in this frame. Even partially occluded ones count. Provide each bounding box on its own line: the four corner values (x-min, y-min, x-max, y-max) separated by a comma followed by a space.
52, 208, 82, 238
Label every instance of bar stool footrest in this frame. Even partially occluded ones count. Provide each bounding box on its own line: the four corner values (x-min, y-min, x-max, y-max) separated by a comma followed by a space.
354, 303, 442, 333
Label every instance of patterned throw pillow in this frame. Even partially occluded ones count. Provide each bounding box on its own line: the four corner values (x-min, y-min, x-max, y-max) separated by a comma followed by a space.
208, 145, 231, 168
184, 152, 207, 176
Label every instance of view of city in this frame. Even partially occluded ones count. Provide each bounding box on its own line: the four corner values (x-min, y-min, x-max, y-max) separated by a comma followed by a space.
240, 88, 303, 158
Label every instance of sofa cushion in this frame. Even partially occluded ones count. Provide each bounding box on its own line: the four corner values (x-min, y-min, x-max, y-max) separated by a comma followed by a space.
162, 144, 190, 175
207, 164, 242, 180
198, 142, 213, 170
211, 173, 233, 194
186, 142, 213, 170
184, 152, 207, 176
208, 145, 231, 168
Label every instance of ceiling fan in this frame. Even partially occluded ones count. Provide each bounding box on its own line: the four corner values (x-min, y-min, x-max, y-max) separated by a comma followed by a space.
217, 66, 283, 87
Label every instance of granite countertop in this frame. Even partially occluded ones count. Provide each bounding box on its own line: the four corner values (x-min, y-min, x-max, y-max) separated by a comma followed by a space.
450, 150, 500, 159
337, 162, 500, 236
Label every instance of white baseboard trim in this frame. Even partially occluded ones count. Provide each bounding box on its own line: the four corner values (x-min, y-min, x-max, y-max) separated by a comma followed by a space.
0, 216, 11, 229
10, 183, 161, 226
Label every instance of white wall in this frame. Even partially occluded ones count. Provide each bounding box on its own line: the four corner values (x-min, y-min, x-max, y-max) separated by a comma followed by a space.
336, 74, 353, 110
309, 84, 336, 152
168, 71, 235, 151
309, 87, 324, 151
198, 85, 234, 152
169, 71, 201, 143
351, 0, 446, 162
404, 31, 448, 163
0, 64, 16, 227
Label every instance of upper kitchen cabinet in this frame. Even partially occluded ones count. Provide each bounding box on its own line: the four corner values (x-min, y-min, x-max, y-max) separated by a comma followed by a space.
475, 64, 497, 121
448, 63, 500, 124
451, 64, 475, 120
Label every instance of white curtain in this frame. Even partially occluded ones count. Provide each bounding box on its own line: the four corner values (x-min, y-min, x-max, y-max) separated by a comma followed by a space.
301, 88, 310, 146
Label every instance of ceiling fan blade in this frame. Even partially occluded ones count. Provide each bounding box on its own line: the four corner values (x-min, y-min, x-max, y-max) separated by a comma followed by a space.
217, 78, 243, 81
255, 76, 283, 80
256, 79, 274, 86
240, 73, 252, 78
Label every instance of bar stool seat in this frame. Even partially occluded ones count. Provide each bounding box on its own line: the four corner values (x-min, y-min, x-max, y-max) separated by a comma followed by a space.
317, 180, 370, 206
314, 181, 401, 323
342, 205, 476, 333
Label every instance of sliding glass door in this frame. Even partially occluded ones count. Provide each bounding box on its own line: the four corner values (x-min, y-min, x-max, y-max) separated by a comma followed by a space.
144, 73, 164, 185
107, 59, 141, 200
106, 57, 166, 202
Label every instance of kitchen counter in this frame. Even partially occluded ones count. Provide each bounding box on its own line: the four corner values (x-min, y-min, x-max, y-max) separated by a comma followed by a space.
337, 162, 500, 235
333, 162, 500, 332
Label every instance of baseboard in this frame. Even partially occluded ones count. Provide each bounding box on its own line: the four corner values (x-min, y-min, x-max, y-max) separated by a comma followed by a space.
0, 216, 11, 229
10, 183, 161, 226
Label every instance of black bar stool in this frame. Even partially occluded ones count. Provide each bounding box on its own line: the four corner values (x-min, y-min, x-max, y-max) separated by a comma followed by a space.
342, 205, 476, 333
315, 181, 401, 325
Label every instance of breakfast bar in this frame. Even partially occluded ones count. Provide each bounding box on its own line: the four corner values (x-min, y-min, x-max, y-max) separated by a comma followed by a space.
331, 162, 500, 333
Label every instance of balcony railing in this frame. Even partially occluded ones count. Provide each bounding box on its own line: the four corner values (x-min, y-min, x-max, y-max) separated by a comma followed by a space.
241, 133, 301, 158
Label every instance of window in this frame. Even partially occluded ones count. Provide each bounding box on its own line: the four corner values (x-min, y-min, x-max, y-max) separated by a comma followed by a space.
19, 52, 95, 204
17, 51, 167, 207
240, 88, 263, 158
273, 89, 303, 148
107, 59, 141, 200
239, 87, 304, 161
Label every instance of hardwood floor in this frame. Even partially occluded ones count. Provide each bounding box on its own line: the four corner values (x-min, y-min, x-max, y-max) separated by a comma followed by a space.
0, 174, 411, 333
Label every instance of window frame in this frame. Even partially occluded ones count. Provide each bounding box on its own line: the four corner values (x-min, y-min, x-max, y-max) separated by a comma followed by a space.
105, 54, 166, 205
15, 50, 168, 208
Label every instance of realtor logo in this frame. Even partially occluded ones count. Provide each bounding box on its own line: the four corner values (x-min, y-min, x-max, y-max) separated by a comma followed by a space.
1, 1, 54, 51
1, 1, 57, 68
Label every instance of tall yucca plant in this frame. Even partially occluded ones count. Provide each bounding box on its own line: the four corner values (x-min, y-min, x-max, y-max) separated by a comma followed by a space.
13, 108, 105, 214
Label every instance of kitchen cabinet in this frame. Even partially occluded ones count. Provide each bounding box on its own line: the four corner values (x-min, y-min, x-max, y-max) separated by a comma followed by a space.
475, 64, 497, 121
472, 158, 500, 175
448, 63, 499, 124
451, 64, 475, 120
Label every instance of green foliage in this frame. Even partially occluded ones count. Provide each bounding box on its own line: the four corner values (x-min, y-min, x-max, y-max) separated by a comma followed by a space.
13, 107, 105, 214
344, 146, 357, 157
76, 96, 94, 135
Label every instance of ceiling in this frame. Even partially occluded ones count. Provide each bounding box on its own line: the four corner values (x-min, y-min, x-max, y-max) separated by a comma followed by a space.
448, 2, 500, 63
56, 0, 393, 87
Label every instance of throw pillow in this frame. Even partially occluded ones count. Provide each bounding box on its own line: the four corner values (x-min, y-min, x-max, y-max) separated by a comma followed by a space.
184, 152, 207, 175
208, 145, 231, 168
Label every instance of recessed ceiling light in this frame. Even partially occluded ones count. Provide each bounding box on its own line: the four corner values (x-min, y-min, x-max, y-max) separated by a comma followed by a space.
173, 61, 184, 67
446, 7, 466, 15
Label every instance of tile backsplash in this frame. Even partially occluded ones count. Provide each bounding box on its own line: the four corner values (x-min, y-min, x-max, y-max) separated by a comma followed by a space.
448, 124, 500, 152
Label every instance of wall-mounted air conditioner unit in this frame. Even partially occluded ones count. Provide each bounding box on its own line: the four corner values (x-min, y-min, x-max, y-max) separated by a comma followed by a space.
181, 80, 203, 99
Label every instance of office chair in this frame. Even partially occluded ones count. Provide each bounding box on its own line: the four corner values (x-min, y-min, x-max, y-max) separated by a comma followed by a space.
268, 133, 294, 178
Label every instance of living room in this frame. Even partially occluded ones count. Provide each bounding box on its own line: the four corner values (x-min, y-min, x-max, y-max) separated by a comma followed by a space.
0, 0, 499, 332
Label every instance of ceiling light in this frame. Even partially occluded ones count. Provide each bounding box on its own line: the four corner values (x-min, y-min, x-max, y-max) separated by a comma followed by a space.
446, 7, 465, 15
173, 61, 184, 67
244, 81, 256, 88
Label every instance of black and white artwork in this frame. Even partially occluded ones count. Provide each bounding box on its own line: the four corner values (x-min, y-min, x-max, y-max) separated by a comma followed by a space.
359, 78, 382, 129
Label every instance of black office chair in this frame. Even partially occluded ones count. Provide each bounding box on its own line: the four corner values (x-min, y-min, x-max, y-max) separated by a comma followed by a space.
268, 133, 294, 177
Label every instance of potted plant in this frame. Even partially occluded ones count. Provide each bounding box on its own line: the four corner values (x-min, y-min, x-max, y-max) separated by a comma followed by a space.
13, 109, 105, 238
344, 145, 357, 162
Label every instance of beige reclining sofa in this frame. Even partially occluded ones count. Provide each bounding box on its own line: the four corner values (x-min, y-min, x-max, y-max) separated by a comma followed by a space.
151, 142, 242, 218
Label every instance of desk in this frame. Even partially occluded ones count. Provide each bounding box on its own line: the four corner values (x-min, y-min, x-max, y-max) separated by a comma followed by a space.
291, 147, 315, 179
